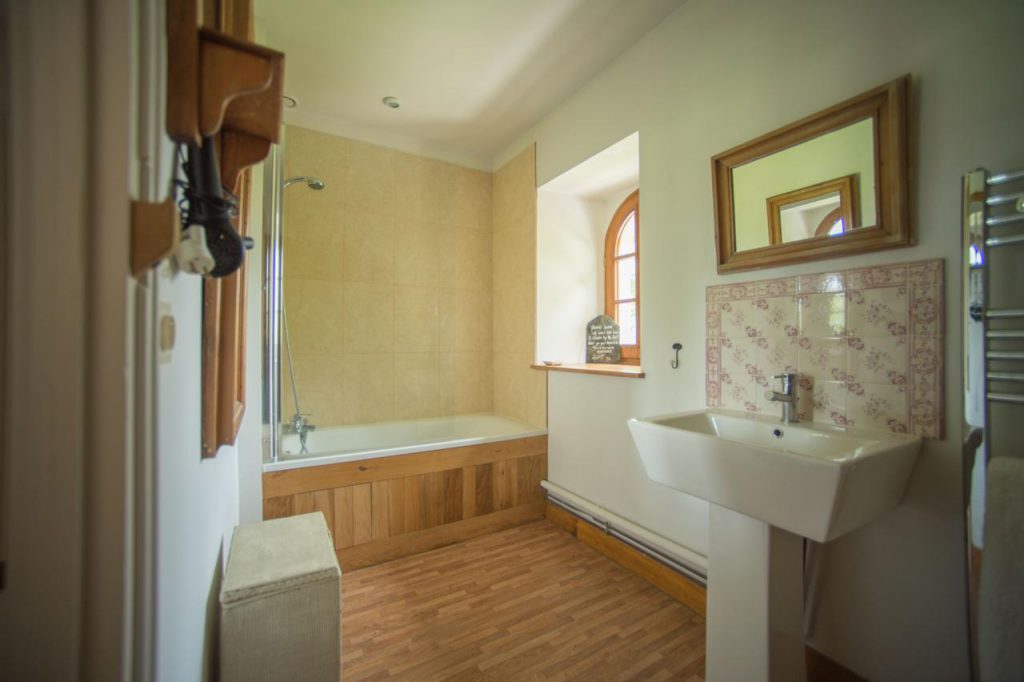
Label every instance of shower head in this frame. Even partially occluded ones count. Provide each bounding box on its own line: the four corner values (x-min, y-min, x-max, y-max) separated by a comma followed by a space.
284, 176, 326, 191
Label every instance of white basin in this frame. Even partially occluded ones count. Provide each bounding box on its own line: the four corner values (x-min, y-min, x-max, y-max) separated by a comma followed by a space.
628, 408, 922, 542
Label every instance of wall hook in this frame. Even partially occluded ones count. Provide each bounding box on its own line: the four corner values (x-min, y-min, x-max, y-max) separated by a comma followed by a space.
671, 342, 683, 369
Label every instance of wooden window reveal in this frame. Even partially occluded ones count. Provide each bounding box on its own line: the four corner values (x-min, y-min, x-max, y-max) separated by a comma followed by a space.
604, 190, 640, 364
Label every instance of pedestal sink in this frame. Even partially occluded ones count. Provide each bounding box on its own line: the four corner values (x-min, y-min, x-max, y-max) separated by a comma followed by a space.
628, 408, 922, 682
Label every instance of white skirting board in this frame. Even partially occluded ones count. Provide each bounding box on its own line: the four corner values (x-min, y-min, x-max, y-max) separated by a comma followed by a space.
541, 480, 708, 575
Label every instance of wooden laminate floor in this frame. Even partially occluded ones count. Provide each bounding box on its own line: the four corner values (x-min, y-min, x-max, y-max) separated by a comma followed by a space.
341, 520, 706, 681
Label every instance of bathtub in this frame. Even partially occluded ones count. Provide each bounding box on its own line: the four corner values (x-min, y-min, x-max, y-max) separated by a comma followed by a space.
263, 413, 547, 472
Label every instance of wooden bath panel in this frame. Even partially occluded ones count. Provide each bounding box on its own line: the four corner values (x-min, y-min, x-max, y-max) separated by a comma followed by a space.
262, 436, 548, 570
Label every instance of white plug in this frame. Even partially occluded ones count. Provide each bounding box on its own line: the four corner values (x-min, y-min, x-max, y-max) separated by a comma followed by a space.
175, 225, 215, 276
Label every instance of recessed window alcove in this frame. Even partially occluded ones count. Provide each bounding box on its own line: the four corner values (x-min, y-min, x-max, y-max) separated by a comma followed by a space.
535, 133, 641, 377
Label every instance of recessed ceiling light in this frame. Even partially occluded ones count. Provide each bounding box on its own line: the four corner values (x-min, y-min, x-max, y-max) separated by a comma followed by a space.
382, 96, 401, 109
282, 95, 297, 108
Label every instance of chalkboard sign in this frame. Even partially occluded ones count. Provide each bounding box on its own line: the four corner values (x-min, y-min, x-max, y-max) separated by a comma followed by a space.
586, 315, 621, 363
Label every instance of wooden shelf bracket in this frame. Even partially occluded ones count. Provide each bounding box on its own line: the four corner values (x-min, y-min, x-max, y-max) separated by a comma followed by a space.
130, 198, 180, 277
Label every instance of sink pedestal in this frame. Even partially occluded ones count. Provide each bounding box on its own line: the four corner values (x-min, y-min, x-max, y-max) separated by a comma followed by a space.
707, 505, 806, 682
628, 408, 922, 680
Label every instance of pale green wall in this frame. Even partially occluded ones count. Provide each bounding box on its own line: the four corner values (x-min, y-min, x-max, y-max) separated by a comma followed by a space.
732, 118, 876, 251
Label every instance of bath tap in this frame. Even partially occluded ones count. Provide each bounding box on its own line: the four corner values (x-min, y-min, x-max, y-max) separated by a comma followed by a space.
765, 373, 799, 423
286, 412, 316, 454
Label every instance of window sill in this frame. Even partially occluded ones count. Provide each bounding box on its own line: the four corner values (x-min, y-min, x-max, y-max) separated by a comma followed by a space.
530, 363, 646, 379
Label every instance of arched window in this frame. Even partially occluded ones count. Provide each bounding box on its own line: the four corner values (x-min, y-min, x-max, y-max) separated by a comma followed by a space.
604, 190, 640, 363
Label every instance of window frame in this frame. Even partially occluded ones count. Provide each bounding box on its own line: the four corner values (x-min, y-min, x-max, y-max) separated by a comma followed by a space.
603, 189, 640, 364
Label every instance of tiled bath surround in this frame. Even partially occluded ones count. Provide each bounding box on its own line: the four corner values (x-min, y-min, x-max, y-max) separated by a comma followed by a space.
283, 126, 495, 426
706, 259, 944, 437
282, 126, 545, 429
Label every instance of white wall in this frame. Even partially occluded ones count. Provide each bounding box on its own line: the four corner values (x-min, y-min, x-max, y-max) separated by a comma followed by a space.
150, 58, 267, 682
537, 190, 603, 363
154, 266, 241, 682
496, 0, 1024, 679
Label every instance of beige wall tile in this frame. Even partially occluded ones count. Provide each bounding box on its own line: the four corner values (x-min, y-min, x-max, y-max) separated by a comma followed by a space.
439, 288, 493, 353
342, 209, 394, 284
493, 352, 534, 424
439, 352, 457, 415
493, 285, 534, 354
395, 220, 440, 287
344, 140, 397, 216
438, 351, 496, 416
453, 288, 493, 352
455, 228, 492, 291
437, 225, 457, 286
282, 352, 346, 428
341, 354, 395, 425
284, 127, 348, 223
283, 278, 346, 355
419, 158, 457, 225
492, 227, 534, 291
492, 144, 543, 427
492, 146, 535, 233
342, 282, 395, 353
455, 352, 494, 414
282, 195, 344, 281
395, 154, 456, 225
395, 353, 441, 419
395, 286, 439, 352
438, 289, 457, 353
455, 167, 492, 231
283, 127, 507, 428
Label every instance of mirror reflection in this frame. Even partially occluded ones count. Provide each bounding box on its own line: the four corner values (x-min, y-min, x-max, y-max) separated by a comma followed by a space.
731, 117, 876, 252
769, 173, 857, 244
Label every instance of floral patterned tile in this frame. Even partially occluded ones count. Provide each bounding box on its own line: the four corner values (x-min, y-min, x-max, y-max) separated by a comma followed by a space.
797, 336, 846, 377
908, 335, 943, 435
847, 286, 908, 337
910, 285, 942, 335
798, 271, 845, 294
718, 299, 759, 338
908, 259, 943, 288
798, 293, 846, 337
706, 258, 944, 438
752, 297, 800, 338
719, 372, 762, 413
755, 277, 799, 298
846, 263, 909, 290
846, 335, 909, 385
810, 380, 849, 426
847, 383, 909, 433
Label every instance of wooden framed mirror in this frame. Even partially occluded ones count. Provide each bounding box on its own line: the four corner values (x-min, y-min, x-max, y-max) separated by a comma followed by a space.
712, 76, 910, 273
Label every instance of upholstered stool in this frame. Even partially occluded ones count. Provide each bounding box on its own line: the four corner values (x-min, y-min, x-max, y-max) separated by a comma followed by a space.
220, 512, 341, 682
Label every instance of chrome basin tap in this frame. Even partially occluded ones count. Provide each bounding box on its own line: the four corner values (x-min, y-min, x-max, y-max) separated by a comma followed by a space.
766, 373, 799, 423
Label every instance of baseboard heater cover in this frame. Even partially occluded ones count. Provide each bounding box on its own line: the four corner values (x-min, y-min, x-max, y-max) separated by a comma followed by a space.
543, 483, 707, 587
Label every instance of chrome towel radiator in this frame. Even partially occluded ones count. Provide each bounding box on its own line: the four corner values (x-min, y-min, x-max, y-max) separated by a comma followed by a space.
962, 167, 1024, 681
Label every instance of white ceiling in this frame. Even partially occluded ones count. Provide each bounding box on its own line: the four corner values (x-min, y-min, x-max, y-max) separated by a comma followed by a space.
254, 0, 684, 169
